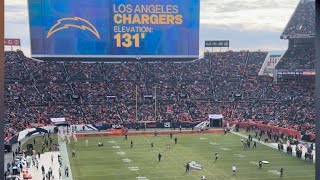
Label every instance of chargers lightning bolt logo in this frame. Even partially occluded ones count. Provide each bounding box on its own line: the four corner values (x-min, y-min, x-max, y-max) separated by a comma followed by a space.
47, 17, 100, 39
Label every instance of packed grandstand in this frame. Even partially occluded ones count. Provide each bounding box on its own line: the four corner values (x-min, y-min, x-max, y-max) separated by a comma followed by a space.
4, 0, 315, 144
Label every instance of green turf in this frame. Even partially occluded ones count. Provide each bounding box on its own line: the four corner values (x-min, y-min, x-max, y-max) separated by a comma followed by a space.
67, 133, 315, 180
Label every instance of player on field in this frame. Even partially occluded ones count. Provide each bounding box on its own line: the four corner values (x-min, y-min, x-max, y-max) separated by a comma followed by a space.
85, 139, 88, 147
72, 148, 76, 157
258, 160, 262, 169
170, 133, 173, 139
201, 176, 206, 180
158, 153, 162, 162
280, 168, 284, 177
131, 141, 133, 148
151, 142, 154, 148
242, 141, 247, 149
174, 137, 178, 144
185, 162, 190, 173
124, 133, 128, 141
215, 153, 219, 161
253, 141, 257, 148
232, 165, 237, 174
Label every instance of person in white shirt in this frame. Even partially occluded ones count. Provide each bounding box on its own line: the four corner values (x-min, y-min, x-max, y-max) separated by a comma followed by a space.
232, 165, 237, 174
85, 139, 88, 147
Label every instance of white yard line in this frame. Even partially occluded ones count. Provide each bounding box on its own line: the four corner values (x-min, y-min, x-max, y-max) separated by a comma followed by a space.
142, 136, 229, 180
112, 140, 146, 179
142, 137, 201, 179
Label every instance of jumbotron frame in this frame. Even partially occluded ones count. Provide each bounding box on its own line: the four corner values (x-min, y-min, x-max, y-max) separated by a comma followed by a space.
31, 55, 199, 62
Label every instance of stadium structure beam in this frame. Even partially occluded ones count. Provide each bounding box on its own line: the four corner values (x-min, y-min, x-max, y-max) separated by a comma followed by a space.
135, 85, 138, 123
316, 0, 320, 179
0, 0, 4, 177
154, 85, 157, 122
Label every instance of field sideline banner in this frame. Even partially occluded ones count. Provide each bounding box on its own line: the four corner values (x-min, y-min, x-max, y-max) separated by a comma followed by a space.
277, 70, 316, 76
28, 0, 199, 59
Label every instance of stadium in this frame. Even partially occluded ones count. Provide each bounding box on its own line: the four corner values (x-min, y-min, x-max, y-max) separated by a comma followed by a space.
4, 0, 316, 180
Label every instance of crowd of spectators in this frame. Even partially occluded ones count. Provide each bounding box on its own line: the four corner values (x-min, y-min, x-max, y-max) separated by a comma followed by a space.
4, 50, 315, 141
246, 52, 268, 76
72, 82, 108, 103
81, 104, 121, 124
276, 0, 315, 82
5, 52, 30, 82
276, 48, 315, 70
281, 0, 315, 37
24, 60, 67, 82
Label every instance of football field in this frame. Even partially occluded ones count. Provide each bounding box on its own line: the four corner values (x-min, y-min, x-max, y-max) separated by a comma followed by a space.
67, 133, 315, 180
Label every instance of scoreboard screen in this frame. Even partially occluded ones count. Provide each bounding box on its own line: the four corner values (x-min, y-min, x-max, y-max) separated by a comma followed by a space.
28, 0, 200, 60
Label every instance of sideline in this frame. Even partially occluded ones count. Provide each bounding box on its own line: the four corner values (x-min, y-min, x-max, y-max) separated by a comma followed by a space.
231, 131, 277, 149
58, 138, 73, 180
4, 134, 42, 171
231, 131, 315, 163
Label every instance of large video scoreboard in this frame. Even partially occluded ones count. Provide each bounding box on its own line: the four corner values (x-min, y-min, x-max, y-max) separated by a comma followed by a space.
28, 0, 200, 61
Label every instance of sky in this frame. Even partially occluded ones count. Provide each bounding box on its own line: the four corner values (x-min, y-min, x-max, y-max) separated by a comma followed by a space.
4, 0, 299, 57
